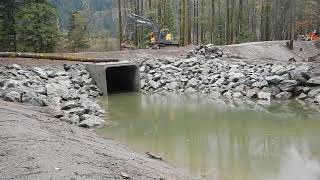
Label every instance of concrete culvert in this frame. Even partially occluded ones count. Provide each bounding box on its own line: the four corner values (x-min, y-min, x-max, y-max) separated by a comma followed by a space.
106, 65, 139, 94
85, 62, 140, 95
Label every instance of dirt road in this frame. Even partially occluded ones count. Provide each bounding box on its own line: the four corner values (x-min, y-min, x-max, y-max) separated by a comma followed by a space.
222, 40, 319, 62
0, 100, 197, 180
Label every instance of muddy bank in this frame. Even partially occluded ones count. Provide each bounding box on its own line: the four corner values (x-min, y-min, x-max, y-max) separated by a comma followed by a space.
0, 100, 197, 180
0, 64, 105, 128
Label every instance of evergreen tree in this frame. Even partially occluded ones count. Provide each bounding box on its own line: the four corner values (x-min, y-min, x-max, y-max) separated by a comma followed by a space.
0, 0, 19, 51
67, 10, 90, 52
15, 1, 59, 52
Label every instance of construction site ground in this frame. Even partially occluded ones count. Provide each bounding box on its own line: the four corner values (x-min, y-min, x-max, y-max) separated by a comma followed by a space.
0, 40, 319, 179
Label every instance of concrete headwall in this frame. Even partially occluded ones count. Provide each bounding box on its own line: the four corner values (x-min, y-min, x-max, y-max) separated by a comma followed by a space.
85, 62, 140, 95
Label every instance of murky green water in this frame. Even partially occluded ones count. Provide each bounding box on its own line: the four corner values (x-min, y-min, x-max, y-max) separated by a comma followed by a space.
96, 93, 320, 180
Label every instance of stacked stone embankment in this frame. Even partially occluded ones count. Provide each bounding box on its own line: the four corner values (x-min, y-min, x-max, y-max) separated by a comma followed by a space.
0, 64, 105, 128
140, 46, 320, 107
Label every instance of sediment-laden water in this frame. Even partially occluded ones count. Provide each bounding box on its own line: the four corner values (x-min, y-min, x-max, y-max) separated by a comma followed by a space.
97, 93, 320, 180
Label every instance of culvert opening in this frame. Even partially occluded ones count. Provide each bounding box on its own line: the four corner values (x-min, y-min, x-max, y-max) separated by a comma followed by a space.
106, 65, 138, 94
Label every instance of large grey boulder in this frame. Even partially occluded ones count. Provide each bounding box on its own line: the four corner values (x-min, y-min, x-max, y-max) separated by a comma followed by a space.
145, 59, 157, 68
61, 114, 80, 124
3, 91, 21, 102
166, 82, 179, 90
265, 75, 284, 85
258, 92, 271, 101
61, 101, 82, 110
275, 92, 292, 100
228, 72, 245, 82
307, 76, 320, 86
314, 95, 320, 104
46, 82, 69, 98
6, 80, 20, 89
187, 78, 198, 87
308, 88, 320, 98
32, 67, 48, 79
279, 80, 298, 92
297, 93, 308, 100
271, 64, 287, 75
149, 80, 161, 89
21, 91, 45, 106
252, 81, 268, 88
79, 114, 105, 128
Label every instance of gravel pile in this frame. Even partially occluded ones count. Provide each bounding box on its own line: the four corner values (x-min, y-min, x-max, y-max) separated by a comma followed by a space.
187, 44, 224, 59
0, 64, 105, 128
140, 56, 320, 106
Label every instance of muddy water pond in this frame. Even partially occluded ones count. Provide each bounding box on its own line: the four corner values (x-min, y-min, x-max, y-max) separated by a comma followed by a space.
96, 93, 320, 180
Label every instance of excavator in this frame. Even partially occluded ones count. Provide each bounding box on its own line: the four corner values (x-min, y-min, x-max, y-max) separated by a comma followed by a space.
301, 29, 320, 41
121, 13, 178, 50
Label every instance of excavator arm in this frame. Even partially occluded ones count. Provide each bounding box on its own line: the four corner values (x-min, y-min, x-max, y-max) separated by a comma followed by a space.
123, 13, 160, 45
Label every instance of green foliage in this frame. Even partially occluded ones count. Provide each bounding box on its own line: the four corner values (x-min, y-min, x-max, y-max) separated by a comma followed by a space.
15, 2, 59, 52
67, 11, 90, 52
0, 0, 19, 51
162, 0, 176, 34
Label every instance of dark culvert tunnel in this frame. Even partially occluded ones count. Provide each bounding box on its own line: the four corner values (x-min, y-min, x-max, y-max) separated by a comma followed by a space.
106, 65, 139, 94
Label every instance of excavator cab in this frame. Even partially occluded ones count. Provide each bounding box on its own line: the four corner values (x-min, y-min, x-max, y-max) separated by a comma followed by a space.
160, 29, 173, 41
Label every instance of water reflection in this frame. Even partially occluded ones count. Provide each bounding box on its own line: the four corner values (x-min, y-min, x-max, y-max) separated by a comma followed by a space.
97, 93, 320, 180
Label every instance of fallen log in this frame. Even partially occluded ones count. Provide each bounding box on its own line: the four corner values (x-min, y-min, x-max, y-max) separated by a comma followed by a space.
146, 152, 163, 161
0, 52, 119, 63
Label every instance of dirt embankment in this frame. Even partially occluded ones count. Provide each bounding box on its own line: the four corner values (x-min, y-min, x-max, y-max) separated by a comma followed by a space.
0, 100, 197, 180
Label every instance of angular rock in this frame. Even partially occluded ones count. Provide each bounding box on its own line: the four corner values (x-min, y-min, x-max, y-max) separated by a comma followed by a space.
6, 80, 20, 89
32, 67, 48, 79
307, 76, 320, 86
308, 88, 320, 98
145, 59, 157, 68
265, 75, 284, 85
61, 101, 82, 110
279, 80, 298, 92
228, 72, 245, 82
46, 83, 69, 98
275, 92, 292, 100
79, 115, 105, 128
315, 95, 320, 104
166, 82, 179, 90
297, 93, 308, 100
149, 80, 161, 89
252, 81, 268, 88
271, 65, 286, 75
223, 91, 233, 99
246, 89, 258, 99
61, 114, 80, 124
233, 92, 243, 99
3, 91, 21, 102
21, 91, 45, 106
213, 77, 225, 86
257, 92, 271, 101
187, 78, 198, 87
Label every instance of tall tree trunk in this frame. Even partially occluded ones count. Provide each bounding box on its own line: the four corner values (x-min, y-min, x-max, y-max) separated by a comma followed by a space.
117, 0, 122, 49
230, 0, 235, 43
226, 0, 230, 44
196, 0, 199, 44
236, 0, 243, 43
193, 0, 196, 44
264, 0, 271, 41
200, 0, 204, 43
187, 0, 192, 44
211, 0, 215, 43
